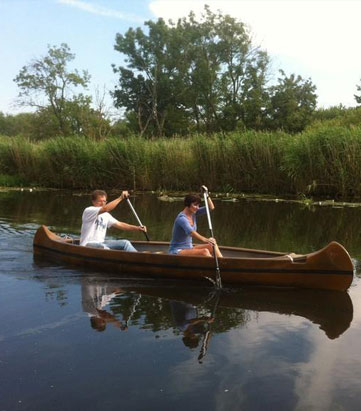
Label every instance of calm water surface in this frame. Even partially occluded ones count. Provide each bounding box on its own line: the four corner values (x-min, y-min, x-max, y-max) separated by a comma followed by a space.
1, 189, 361, 410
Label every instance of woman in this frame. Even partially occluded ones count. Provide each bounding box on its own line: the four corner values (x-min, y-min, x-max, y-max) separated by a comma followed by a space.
169, 187, 223, 258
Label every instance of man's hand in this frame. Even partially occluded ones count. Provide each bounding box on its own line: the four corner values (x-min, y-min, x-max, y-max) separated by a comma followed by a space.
120, 190, 130, 200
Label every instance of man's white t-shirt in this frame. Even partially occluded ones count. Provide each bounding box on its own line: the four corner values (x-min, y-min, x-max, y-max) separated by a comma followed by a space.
80, 206, 118, 246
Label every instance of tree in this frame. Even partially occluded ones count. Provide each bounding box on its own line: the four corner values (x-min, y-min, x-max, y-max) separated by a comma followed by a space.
267, 70, 317, 133
112, 18, 192, 137
0, 111, 37, 137
355, 80, 361, 105
14, 43, 91, 136
112, 7, 272, 136
112, 7, 317, 136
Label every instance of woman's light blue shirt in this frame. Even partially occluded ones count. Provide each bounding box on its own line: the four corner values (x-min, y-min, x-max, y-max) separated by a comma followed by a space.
169, 207, 206, 254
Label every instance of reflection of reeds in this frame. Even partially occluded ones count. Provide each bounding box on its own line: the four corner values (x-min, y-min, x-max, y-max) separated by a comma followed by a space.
1, 126, 361, 198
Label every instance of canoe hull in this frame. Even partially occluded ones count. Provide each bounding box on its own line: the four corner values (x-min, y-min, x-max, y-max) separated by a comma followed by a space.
33, 225, 354, 291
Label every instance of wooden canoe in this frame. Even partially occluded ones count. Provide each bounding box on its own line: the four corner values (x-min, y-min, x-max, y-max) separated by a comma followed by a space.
33, 225, 354, 291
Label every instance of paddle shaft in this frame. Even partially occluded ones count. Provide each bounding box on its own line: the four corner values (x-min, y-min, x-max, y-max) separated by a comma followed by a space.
203, 192, 222, 288
126, 198, 150, 241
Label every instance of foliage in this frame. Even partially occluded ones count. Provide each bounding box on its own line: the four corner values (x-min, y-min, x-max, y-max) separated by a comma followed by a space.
266, 70, 317, 133
112, 7, 315, 137
12, 44, 112, 140
311, 106, 361, 129
14, 43, 91, 136
282, 125, 361, 198
355, 79, 361, 105
3, 125, 361, 199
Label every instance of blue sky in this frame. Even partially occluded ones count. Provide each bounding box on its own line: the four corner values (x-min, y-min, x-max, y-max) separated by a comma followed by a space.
1, 0, 361, 115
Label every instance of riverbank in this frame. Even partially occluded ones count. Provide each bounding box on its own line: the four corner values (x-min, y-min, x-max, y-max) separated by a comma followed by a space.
1, 124, 361, 199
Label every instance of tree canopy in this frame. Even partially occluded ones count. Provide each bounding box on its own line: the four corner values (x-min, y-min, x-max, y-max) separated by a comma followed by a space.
7, 9, 320, 139
13, 43, 111, 139
112, 7, 318, 136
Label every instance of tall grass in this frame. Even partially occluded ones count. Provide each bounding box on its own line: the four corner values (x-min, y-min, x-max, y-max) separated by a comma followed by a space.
1, 126, 361, 199
282, 125, 361, 198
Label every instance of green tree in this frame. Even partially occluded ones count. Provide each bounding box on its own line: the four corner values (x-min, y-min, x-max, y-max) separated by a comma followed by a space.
112, 7, 271, 136
14, 43, 91, 136
354, 80, 361, 105
267, 70, 317, 133
112, 18, 192, 137
0, 111, 38, 137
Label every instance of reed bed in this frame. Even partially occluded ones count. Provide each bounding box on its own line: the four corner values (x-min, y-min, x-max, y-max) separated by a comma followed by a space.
1, 125, 361, 199
282, 126, 361, 198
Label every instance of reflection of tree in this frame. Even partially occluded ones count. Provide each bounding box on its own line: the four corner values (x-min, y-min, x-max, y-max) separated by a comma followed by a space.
108, 284, 352, 341
79, 278, 250, 338
111, 286, 249, 336
110, 293, 174, 332
44, 286, 68, 307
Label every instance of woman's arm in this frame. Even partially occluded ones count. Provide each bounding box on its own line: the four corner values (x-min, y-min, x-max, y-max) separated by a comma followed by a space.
207, 195, 215, 211
191, 230, 210, 244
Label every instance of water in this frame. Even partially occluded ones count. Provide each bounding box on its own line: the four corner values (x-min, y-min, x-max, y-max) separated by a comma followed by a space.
1, 189, 361, 410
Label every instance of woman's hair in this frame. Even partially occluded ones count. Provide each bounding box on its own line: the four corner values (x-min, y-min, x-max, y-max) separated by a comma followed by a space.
91, 190, 107, 201
184, 194, 202, 207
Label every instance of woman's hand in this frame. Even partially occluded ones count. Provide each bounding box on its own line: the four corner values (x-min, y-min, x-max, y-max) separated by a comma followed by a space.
201, 185, 209, 195
203, 237, 216, 245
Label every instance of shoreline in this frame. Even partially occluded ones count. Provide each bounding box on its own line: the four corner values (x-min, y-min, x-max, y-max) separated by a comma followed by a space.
2, 186, 361, 208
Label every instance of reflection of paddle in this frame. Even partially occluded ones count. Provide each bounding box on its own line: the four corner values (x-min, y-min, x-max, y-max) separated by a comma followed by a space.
126, 197, 150, 241
202, 186, 222, 288
198, 291, 220, 363
124, 294, 142, 328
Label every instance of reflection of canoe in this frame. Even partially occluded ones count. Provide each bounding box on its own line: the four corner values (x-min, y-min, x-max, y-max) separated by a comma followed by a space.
83, 279, 354, 340
33, 225, 354, 291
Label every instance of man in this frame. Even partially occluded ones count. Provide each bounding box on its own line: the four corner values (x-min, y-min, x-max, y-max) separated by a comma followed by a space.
80, 189, 146, 251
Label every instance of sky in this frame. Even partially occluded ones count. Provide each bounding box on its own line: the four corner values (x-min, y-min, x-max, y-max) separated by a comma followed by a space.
1, 0, 361, 115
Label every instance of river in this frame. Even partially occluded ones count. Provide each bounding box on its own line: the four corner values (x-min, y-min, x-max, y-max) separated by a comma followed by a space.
1, 189, 361, 410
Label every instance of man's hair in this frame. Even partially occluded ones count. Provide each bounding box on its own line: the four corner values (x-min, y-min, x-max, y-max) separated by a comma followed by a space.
90, 316, 106, 332
184, 194, 202, 207
91, 190, 107, 201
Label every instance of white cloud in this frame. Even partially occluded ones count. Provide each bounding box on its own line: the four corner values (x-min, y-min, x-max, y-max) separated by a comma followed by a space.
58, 0, 144, 22
149, 0, 361, 107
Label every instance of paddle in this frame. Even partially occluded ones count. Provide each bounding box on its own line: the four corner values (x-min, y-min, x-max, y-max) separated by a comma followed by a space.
201, 186, 222, 289
126, 197, 150, 241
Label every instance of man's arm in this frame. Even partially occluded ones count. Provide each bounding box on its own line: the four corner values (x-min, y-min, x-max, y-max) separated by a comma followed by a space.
99, 191, 129, 215
113, 221, 147, 233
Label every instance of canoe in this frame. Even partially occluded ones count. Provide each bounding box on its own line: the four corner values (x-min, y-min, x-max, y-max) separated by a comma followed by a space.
33, 225, 354, 291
